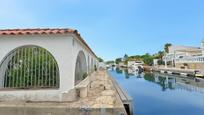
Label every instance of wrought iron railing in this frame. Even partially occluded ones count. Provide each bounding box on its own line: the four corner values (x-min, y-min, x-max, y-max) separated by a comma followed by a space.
175, 56, 204, 63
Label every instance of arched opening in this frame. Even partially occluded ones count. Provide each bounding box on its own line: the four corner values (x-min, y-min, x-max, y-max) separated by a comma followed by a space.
75, 51, 87, 85
0, 45, 60, 89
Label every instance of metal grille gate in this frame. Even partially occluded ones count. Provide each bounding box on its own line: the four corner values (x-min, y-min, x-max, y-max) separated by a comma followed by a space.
0, 45, 59, 89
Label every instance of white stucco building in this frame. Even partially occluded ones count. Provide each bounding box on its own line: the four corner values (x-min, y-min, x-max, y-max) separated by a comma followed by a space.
118, 61, 126, 67
127, 60, 144, 68
0, 28, 99, 101
163, 40, 204, 69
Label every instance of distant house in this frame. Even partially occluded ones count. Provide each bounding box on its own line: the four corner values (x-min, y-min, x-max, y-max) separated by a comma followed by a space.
106, 61, 115, 68
127, 60, 144, 67
118, 61, 126, 67
99, 62, 106, 69
163, 40, 204, 69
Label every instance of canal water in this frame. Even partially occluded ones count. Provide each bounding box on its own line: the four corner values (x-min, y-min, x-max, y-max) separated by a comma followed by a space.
109, 67, 204, 115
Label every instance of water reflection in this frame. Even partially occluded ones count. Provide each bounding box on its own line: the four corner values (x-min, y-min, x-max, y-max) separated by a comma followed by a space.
110, 67, 204, 115
144, 73, 176, 91
112, 67, 204, 93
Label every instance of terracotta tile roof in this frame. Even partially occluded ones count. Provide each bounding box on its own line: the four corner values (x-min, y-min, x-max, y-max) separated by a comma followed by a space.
0, 28, 97, 58
0, 28, 77, 35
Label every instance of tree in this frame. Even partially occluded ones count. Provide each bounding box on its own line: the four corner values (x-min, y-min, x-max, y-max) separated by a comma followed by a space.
164, 43, 172, 53
97, 57, 104, 62
124, 54, 128, 60
123, 54, 129, 65
157, 51, 164, 59
115, 58, 122, 64
141, 53, 154, 66
154, 51, 165, 65
106, 60, 115, 64
129, 55, 141, 59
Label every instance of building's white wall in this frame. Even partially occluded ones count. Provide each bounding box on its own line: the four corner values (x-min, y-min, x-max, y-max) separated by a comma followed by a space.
119, 62, 125, 66
169, 45, 199, 53
201, 41, 204, 56
127, 61, 135, 67
165, 45, 202, 62
168, 45, 202, 56
0, 34, 98, 101
71, 35, 98, 78
0, 34, 74, 101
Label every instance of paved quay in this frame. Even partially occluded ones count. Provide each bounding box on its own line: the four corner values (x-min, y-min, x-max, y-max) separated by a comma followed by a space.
152, 66, 196, 76
0, 70, 127, 115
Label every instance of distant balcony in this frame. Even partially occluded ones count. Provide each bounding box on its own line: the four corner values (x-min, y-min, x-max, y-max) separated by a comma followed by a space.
175, 56, 204, 63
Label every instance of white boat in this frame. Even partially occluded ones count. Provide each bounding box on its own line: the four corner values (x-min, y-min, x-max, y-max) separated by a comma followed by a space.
130, 61, 144, 73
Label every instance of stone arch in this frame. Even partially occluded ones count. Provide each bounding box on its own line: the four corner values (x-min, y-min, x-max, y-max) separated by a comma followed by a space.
75, 50, 87, 85
0, 45, 60, 89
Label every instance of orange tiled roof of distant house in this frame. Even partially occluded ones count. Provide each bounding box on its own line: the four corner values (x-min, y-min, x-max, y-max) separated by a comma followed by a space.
0, 28, 97, 58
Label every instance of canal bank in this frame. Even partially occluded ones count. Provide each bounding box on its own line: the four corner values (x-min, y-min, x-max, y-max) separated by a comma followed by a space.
108, 72, 133, 115
109, 67, 204, 115
151, 66, 204, 78
0, 70, 129, 115
151, 67, 196, 76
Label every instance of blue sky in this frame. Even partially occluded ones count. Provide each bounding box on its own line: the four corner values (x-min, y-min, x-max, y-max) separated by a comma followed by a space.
0, 0, 204, 61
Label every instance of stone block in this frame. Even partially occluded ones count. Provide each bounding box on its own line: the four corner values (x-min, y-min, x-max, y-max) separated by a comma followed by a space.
79, 87, 88, 98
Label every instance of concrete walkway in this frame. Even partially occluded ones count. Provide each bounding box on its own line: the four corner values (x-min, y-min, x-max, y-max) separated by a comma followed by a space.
0, 70, 127, 115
